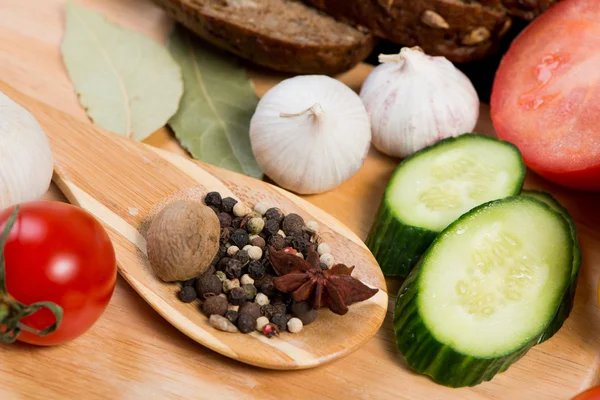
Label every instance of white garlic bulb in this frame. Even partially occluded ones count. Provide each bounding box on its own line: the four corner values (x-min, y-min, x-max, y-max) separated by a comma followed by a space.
250, 75, 371, 194
360, 47, 479, 158
0, 92, 54, 208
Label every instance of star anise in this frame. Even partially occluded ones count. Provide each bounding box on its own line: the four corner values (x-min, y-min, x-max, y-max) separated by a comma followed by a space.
267, 246, 379, 315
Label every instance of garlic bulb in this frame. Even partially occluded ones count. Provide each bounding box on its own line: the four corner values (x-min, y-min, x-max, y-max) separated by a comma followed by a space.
0, 91, 54, 208
250, 75, 371, 194
360, 47, 479, 158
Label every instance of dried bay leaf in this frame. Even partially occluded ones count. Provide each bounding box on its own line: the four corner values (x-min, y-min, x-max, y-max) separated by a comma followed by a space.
167, 25, 263, 179
61, 1, 183, 141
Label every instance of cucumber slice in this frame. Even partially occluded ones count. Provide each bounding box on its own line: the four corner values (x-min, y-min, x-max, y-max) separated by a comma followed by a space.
366, 134, 525, 276
521, 190, 581, 343
394, 196, 573, 387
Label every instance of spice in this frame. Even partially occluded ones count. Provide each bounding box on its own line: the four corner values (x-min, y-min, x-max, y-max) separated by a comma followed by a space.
268, 246, 379, 315
217, 212, 232, 228
287, 317, 303, 333
230, 229, 250, 248
233, 202, 251, 217
268, 234, 285, 250
242, 245, 252, 251
254, 201, 271, 216
250, 235, 266, 249
215, 271, 227, 282
181, 278, 196, 287
222, 278, 240, 292
256, 316, 270, 331
320, 253, 335, 268
317, 243, 331, 256
228, 304, 240, 312
282, 213, 304, 235
220, 228, 230, 243
178, 286, 197, 303
225, 259, 243, 279
202, 295, 228, 316
247, 246, 263, 261
271, 314, 289, 331
229, 287, 247, 305
221, 197, 237, 213
247, 261, 266, 280
224, 310, 240, 325
255, 293, 270, 306
196, 274, 222, 298
291, 301, 318, 325
231, 216, 243, 229
217, 257, 231, 271
296, 253, 304, 259
264, 207, 284, 223
208, 205, 220, 214
239, 302, 262, 321
227, 245, 240, 256
237, 314, 256, 333
247, 217, 264, 234
209, 315, 239, 333
242, 284, 257, 301
240, 274, 254, 285
277, 230, 286, 238
304, 221, 319, 234
262, 323, 279, 338
263, 219, 280, 236
257, 275, 277, 297
204, 192, 222, 208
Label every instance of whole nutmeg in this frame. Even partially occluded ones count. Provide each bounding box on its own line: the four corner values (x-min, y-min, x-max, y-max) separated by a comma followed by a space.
146, 200, 220, 282
202, 295, 228, 316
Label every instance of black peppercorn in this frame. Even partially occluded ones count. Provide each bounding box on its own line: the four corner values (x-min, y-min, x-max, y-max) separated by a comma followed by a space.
230, 229, 249, 248
231, 216, 243, 229
217, 245, 227, 260
264, 207, 284, 223
202, 295, 228, 316
225, 258, 243, 279
221, 197, 238, 213
270, 294, 286, 305
196, 274, 222, 298
291, 301, 318, 325
234, 249, 250, 265
247, 261, 265, 280
178, 286, 197, 303
268, 234, 285, 251
201, 265, 216, 278
282, 213, 304, 235
205, 191, 222, 208
218, 257, 231, 272
181, 278, 196, 287
263, 219, 280, 237
258, 275, 276, 297
250, 236, 266, 249
291, 235, 309, 253
224, 310, 239, 325
209, 205, 220, 215
271, 314, 289, 332
237, 314, 256, 334
239, 302, 262, 321
242, 284, 257, 301
229, 287, 247, 305
260, 304, 279, 319
217, 212, 232, 228
220, 228, 230, 243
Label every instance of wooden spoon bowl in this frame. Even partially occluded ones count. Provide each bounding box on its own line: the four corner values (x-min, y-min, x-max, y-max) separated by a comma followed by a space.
1, 82, 388, 370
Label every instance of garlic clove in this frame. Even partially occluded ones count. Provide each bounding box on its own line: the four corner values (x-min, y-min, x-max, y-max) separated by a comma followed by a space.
249, 75, 371, 195
361, 48, 479, 159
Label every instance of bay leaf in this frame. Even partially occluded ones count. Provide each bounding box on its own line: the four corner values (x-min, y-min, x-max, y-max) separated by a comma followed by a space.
167, 25, 263, 179
61, 1, 183, 141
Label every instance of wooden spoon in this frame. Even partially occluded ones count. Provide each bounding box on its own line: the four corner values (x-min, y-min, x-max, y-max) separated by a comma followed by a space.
0, 82, 388, 370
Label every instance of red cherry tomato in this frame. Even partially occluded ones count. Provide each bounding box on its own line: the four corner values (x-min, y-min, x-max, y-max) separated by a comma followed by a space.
572, 386, 600, 400
0, 201, 116, 345
491, 0, 600, 191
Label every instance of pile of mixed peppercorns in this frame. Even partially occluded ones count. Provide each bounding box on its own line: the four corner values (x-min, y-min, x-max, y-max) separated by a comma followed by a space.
176, 191, 337, 337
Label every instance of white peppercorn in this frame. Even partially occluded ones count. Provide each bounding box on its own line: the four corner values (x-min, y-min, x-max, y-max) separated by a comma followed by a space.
295, 252, 304, 259
248, 246, 263, 261
223, 278, 240, 292
247, 217, 265, 234
317, 243, 331, 256
243, 244, 252, 251
256, 316, 270, 331
233, 202, 251, 217
254, 201, 271, 216
215, 271, 227, 282
240, 274, 255, 285
255, 292, 270, 306
227, 245, 240, 256
304, 220, 319, 234
228, 304, 240, 312
277, 230, 286, 238
287, 317, 303, 333
320, 253, 335, 268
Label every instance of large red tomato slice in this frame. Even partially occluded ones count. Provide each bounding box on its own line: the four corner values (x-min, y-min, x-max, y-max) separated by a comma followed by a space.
491, 0, 600, 191
0, 201, 116, 345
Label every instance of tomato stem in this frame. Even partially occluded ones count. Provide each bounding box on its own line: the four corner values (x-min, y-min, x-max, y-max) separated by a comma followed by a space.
0, 205, 64, 344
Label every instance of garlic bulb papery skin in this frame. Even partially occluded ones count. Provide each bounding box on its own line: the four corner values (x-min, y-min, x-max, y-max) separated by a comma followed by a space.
360, 47, 479, 158
250, 75, 371, 194
0, 91, 54, 208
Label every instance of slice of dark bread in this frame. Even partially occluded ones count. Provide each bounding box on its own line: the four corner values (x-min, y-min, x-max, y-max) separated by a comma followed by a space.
152, 0, 376, 75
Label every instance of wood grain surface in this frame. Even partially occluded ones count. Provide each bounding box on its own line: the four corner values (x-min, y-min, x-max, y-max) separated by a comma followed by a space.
1, 0, 600, 399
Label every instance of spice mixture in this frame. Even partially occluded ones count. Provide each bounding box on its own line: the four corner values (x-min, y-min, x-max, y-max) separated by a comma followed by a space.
176, 192, 378, 337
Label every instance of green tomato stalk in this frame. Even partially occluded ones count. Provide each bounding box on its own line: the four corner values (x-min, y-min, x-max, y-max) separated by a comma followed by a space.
0, 205, 63, 343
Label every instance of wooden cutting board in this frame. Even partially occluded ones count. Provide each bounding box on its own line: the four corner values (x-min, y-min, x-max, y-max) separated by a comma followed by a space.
1, 0, 600, 399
